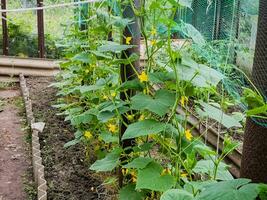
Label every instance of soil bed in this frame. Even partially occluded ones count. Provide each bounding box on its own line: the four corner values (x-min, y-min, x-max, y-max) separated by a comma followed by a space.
27, 77, 105, 200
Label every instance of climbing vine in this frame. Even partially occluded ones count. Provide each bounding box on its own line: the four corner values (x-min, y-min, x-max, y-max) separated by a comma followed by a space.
52, 0, 266, 199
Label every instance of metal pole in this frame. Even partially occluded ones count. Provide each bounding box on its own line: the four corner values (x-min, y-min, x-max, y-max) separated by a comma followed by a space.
233, 0, 241, 64
119, 0, 141, 187
108, 6, 112, 41
1, 0, 8, 55
37, 0, 45, 58
213, 0, 221, 40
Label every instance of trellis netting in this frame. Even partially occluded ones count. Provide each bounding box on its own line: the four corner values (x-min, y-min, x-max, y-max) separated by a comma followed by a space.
179, 0, 258, 74
0, 0, 76, 58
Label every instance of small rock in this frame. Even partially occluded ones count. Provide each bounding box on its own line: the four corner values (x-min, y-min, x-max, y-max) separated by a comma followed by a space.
7, 144, 16, 149
31, 122, 45, 132
11, 154, 21, 160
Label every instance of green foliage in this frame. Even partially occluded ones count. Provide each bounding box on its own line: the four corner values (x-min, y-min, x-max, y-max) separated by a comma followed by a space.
136, 162, 176, 192
89, 148, 122, 172
131, 90, 176, 116
0, 22, 62, 58
52, 0, 264, 199
119, 184, 145, 200
122, 120, 167, 140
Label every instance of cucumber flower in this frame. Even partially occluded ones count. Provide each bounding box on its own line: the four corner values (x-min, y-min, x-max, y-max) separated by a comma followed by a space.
108, 123, 117, 133
185, 129, 193, 141
84, 131, 93, 139
180, 96, 188, 107
138, 71, 148, 83
126, 37, 132, 45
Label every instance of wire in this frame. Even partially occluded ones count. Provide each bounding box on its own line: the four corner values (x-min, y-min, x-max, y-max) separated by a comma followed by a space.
0, 0, 103, 13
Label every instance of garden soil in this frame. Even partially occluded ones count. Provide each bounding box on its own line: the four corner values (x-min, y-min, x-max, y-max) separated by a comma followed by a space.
27, 77, 106, 200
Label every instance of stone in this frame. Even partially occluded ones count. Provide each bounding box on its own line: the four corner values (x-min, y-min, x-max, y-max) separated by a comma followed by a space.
31, 122, 46, 132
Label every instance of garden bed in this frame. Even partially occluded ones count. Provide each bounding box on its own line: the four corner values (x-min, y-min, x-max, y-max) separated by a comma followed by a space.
26, 77, 107, 200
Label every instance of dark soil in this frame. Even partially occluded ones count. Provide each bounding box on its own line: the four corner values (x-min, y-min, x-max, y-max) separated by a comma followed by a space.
26, 77, 106, 200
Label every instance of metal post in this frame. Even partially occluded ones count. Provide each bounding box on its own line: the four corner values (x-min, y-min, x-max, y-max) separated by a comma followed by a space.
119, 0, 141, 187
233, 0, 241, 64
108, 6, 112, 41
37, 0, 45, 58
213, 0, 221, 40
1, 0, 8, 55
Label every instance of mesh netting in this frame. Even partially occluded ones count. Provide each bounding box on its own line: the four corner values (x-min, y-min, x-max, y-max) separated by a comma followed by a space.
0, 0, 74, 58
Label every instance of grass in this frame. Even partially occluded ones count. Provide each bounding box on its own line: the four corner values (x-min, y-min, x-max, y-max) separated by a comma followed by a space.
6, 0, 73, 38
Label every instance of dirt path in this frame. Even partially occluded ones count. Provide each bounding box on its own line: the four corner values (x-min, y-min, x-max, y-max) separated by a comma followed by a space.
0, 89, 29, 200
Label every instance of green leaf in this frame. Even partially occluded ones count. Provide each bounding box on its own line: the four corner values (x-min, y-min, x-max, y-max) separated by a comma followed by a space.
99, 132, 119, 143
179, 56, 224, 87
241, 88, 265, 109
198, 102, 242, 129
64, 139, 80, 148
119, 79, 145, 91
122, 119, 167, 140
131, 90, 176, 116
193, 159, 233, 181
90, 50, 112, 59
90, 148, 122, 172
119, 184, 145, 200
123, 157, 154, 169
78, 84, 104, 93
136, 161, 176, 192
246, 104, 267, 116
259, 184, 267, 200
71, 52, 92, 63
98, 41, 135, 53
193, 144, 216, 157
148, 72, 174, 84
160, 189, 194, 200
112, 53, 139, 65
70, 110, 93, 126
97, 101, 129, 122
133, 142, 154, 152
181, 22, 205, 46
196, 179, 260, 200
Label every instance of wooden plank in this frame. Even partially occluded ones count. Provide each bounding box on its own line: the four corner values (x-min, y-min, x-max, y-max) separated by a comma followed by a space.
0, 56, 60, 69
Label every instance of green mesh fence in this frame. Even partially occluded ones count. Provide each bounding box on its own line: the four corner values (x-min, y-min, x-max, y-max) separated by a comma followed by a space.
183, 0, 240, 41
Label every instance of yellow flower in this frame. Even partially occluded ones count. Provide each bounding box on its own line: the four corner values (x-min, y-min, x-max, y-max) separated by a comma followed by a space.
127, 114, 134, 121
84, 131, 93, 139
181, 172, 188, 178
139, 114, 145, 121
151, 27, 157, 36
138, 71, 148, 83
126, 37, 132, 45
91, 64, 96, 68
151, 39, 157, 46
185, 129, 193, 141
180, 96, 188, 107
161, 168, 171, 175
122, 168, 129, 176
103, 95, 109, 100
108, 123, 117, 133
111, 92, 117, 97
130, 171, 137, 183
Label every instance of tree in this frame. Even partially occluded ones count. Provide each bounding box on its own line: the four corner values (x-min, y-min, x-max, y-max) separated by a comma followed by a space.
240, 0, 267, 183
